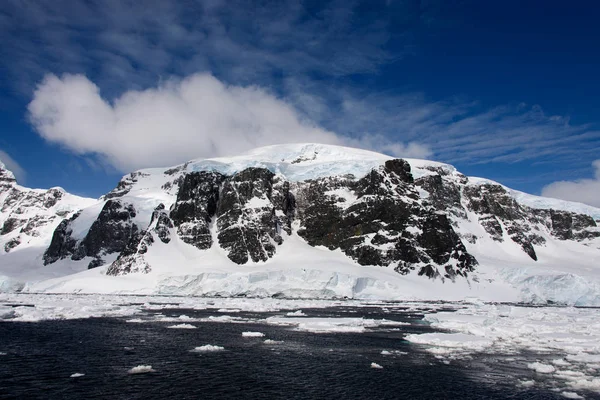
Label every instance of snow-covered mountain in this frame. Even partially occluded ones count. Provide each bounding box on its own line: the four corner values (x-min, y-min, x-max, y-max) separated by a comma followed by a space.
1, 144, 599, 304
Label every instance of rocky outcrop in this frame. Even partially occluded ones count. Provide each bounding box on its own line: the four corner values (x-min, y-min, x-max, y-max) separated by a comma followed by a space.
216, 168, 280, 264
170, 171, 224, 250
43, 200, 139, 269
37, 151, 599, 284
102, 171, 149, 199
296, 160, 476, 280
106, 203, 173, 276
43, 212, 80, 264
1, 161, 85, 255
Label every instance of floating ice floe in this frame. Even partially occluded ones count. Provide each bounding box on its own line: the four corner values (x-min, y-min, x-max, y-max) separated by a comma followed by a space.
242, 331, 265, 337
70, 373, 85, 378
128, 365, 155, 374
561, 392, 584, 399
380, 350, 407, 356
404, 303, 600, 395
167, 323, 197, 329
370, 362, 383, 369
264, 339, 284, 344
527, 362, 556, 374
286, 310, 306, 316
191, 345, 225, 352
264, 316, 409, 333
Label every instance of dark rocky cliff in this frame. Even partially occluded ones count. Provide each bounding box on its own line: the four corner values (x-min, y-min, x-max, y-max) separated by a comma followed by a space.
41, 157, 600, 281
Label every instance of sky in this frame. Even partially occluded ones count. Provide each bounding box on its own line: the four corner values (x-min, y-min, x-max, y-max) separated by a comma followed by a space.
0, 0, 599, 206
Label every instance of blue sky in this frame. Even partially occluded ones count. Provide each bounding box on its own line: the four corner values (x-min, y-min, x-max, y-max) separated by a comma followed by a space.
0, 0, 599, 205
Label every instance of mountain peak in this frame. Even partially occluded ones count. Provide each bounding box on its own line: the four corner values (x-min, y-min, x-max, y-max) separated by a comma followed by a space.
0, 159, 16, 183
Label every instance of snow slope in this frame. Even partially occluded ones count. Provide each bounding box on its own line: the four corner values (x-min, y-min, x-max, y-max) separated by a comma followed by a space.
2, 143, 600, 304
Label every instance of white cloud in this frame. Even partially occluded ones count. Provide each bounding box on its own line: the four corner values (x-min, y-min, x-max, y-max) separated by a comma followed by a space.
0, 149, 26, 183
541, 160, 600, 208
27, 73, 429, 172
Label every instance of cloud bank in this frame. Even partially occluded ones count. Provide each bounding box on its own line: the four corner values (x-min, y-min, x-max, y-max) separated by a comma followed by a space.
542, 160, 600, 208
28, 73, 429, 172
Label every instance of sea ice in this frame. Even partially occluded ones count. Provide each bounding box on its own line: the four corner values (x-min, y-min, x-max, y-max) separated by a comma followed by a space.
191, 345, 225, 352
286, 310, 306, 316
370, 362, 383, 369
70, 373, 85, 378
264, 339, 284, 344
527, 362, 556, 374
242, 331, 265, 337
381, 350, 407, 356
128, 365, 155, 374
561, 392, 584, 399
167, 323, 197, 329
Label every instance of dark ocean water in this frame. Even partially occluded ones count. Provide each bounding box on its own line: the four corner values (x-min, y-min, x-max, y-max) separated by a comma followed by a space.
0, 305, 579, 399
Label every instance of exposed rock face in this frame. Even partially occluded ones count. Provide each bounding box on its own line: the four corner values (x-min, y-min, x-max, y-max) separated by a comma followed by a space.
38, 151, 600, 284
170, 171, 224, 250
43, 200, 139, 269
1, 160, 88, 256
102, 171, 149, 199
106, 203, 173, 276
43, 212, 80, 264
296, 161, 476, 279
216, 168, 280, 264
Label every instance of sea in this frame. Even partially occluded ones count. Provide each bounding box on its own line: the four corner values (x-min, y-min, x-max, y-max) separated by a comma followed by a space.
0, 303, 586, 399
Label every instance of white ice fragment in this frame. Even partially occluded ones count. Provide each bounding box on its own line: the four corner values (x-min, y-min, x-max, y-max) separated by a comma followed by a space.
552, 359, 571, 367
128, 365, 155, 374
191, 345, 225, 352
70, 373, 85, 378
286, 310, 306, 316
125, 318, 145, 323
0, 352, 6, 356
519, 380, 535, 388
527, 362, 556, 374
124, 347, 134, 351
561, 392, 584, 399
380, 350, 406, 356
242, 331, 265, 337
264, 339, 284, 344
370, 362, 383, 369
167, 323, 197, 329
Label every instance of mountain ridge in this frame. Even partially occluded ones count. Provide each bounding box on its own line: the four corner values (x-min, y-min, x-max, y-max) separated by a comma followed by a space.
1, 144, 599, 304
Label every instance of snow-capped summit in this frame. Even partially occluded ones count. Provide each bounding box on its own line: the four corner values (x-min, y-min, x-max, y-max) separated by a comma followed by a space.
1, 143, 599, 304
0, 159, 16, 183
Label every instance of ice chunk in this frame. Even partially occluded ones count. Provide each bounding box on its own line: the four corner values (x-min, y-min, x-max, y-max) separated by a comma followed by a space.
242, 331, 265, 337
70, 373, 85, 378
561, 392, 584, 399
370, 362, 383, 369
527, 362, 556, 374
167, 323, 197, 329
381, 350, 407, 356
191, 345, 225, 352
286, 310, 306, 316
128, 365, 155, 374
